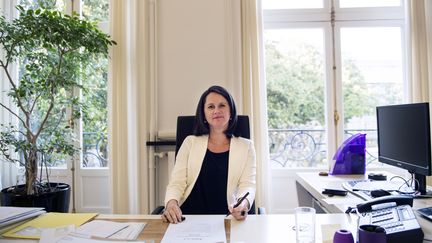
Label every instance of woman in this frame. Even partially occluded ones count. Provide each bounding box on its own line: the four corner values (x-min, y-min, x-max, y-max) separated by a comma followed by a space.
163, 85, 256, 223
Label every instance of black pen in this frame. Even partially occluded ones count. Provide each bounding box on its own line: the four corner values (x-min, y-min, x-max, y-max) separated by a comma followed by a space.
226, 192, 250, 217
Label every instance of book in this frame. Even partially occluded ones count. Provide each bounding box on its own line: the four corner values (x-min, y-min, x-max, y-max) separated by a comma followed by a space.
2, 212, 97, 239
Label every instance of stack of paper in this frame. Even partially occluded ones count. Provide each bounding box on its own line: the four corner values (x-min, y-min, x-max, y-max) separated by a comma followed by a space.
71, 220, 146, 240
0, 207, 46, 233
2, 212, 97, 239
56, 235, 147, 243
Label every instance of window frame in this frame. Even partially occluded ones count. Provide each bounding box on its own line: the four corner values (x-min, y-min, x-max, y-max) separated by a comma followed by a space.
262, 0, 408, 168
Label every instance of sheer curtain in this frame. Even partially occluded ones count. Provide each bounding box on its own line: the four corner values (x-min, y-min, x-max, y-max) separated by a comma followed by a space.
0, 1, 19, 190
109, 0, 150, 214
407, 0, 432, 185
240, 0, 271, 211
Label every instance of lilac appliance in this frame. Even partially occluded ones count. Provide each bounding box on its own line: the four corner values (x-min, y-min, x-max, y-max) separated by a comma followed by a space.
330, 133, 366, 175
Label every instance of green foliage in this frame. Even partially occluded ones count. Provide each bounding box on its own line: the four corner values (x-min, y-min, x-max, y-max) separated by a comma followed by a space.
80, 0, 109, 154
265, 41, 326, 129
0, 5, 115, 195
265, 40, 374, 129
342, 59, 377, 122
81, 57, 108, 145
82, 0, 109, 22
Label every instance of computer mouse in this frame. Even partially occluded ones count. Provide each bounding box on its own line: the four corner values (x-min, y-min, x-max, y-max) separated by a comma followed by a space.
370, 189, 392, 198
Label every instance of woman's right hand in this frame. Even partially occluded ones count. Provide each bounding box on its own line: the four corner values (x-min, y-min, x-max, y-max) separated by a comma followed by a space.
162, 199, 183, 224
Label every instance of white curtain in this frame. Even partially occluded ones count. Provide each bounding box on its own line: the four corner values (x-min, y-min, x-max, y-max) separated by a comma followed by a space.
0, 1, 19, 190
407, 0, 432, 185
109, 0, 150, 214
240, 0, 271, 211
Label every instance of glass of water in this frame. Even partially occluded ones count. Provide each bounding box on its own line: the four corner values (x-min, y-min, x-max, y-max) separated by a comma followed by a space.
295, 207, 316, 243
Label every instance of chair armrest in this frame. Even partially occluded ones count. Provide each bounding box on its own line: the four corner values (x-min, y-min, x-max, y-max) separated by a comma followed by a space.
151, 206, 165, 215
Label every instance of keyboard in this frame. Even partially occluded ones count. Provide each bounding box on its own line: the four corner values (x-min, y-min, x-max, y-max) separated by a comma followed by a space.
342, 180, 374, 200
342, 179, 415, 201
417, 207, 432, 221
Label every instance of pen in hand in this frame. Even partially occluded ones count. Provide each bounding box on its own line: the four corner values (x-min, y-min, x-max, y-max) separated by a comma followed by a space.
226, 192, 250, 217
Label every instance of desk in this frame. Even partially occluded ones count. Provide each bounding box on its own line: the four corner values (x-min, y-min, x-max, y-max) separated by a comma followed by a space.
97, 214, 358, 243
1, 214, 357, 243
296, 172, 432, 241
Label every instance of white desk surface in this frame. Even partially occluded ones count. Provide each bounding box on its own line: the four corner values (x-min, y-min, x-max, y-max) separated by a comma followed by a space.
296, 172, 432, 241
230, 213, 357, 243
2, 172, 432, 243
99, 214, 358, 243
0, 213, 358, 243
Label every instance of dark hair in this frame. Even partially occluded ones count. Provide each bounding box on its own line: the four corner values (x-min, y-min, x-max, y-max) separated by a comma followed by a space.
194, 85, 238, 137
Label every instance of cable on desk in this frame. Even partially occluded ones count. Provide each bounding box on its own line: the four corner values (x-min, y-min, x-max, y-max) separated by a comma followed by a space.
345, 206, 356, 214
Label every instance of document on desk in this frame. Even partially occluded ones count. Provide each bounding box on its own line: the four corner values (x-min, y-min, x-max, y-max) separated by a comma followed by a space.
0, 206, 46, 228
2, 212, 97, 239
161, 215, 226, 243
323, 197, 364, 205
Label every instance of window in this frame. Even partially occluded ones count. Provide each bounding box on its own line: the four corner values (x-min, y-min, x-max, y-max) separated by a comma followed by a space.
81, 0, 109, 168
262, 0, 406, 168
15, 0, 110, 169
266, 28, 328, 168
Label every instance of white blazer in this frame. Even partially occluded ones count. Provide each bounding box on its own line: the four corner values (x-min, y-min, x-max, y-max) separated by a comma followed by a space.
164, 135, 256, 209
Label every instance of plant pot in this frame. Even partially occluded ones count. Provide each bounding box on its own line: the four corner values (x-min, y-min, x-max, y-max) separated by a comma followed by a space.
0, 183, 71, 212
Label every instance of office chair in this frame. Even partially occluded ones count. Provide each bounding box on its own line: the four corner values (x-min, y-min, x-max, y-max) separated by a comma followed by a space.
175, 115, 251, 156
152, 115, 262, 214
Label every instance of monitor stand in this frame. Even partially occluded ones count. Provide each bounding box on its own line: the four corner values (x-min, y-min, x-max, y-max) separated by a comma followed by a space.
414, 173, 432, 197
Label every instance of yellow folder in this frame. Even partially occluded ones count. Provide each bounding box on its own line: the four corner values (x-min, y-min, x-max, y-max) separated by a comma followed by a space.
2, 212, 97, 239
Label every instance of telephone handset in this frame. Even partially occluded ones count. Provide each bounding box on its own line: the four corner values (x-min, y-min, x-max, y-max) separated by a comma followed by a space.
356, 195, 413, 213
356, 195, 424, 243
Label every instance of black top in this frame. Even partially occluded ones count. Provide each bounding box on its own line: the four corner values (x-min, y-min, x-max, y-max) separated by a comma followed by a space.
180, 149, 229, 214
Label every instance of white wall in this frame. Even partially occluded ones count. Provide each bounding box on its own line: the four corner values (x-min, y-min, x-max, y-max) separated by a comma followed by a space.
154, 0, 243, 206
156, 0, 242, 137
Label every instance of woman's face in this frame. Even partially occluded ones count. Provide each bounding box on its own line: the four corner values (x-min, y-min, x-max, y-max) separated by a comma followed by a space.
204, 92, 231, 131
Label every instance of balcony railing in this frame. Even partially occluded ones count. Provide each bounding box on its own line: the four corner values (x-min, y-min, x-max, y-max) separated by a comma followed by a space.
83, 132, 108, 167
269, 128, 378, 168
81, 129, 378, 168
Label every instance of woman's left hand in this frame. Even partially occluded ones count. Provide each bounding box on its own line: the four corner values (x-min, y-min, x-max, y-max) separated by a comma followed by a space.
228, 199, 250, 220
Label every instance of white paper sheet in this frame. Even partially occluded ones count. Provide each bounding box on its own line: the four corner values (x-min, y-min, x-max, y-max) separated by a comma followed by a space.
57, 235, 147, 243
323, 197, 364, 205
73, 220, 129, 238
71, 220, 146, 240
39, 225, 148, 243
161, 215, 226, 243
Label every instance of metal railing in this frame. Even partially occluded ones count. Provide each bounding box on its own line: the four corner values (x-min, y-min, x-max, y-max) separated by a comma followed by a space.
83, 132, 108, 167
81, 129, 378, 168
269, 128, 378, 168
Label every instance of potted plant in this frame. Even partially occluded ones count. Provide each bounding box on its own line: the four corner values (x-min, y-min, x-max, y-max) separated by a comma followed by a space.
0, 5, 115, 212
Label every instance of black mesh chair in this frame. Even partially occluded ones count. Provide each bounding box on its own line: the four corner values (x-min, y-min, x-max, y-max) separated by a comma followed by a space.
152, 115, 260, 214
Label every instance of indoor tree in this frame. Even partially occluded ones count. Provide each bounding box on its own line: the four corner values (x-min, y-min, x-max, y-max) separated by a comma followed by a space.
0, 5, 115, 195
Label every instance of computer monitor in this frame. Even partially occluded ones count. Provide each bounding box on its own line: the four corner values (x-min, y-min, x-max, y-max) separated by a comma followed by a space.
376, 102, 432, 195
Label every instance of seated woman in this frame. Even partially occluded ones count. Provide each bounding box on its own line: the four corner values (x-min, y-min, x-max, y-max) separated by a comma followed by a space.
163, 85, 256, 224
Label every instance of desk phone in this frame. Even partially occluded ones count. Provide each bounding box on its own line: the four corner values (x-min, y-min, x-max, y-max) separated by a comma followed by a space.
356, 195, 424, 243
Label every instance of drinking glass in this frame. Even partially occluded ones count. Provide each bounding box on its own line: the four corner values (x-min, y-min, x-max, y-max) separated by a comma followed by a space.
295, 207, 316, 243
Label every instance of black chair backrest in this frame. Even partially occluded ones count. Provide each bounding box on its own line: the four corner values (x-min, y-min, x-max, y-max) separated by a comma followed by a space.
175, 115, 250, 156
